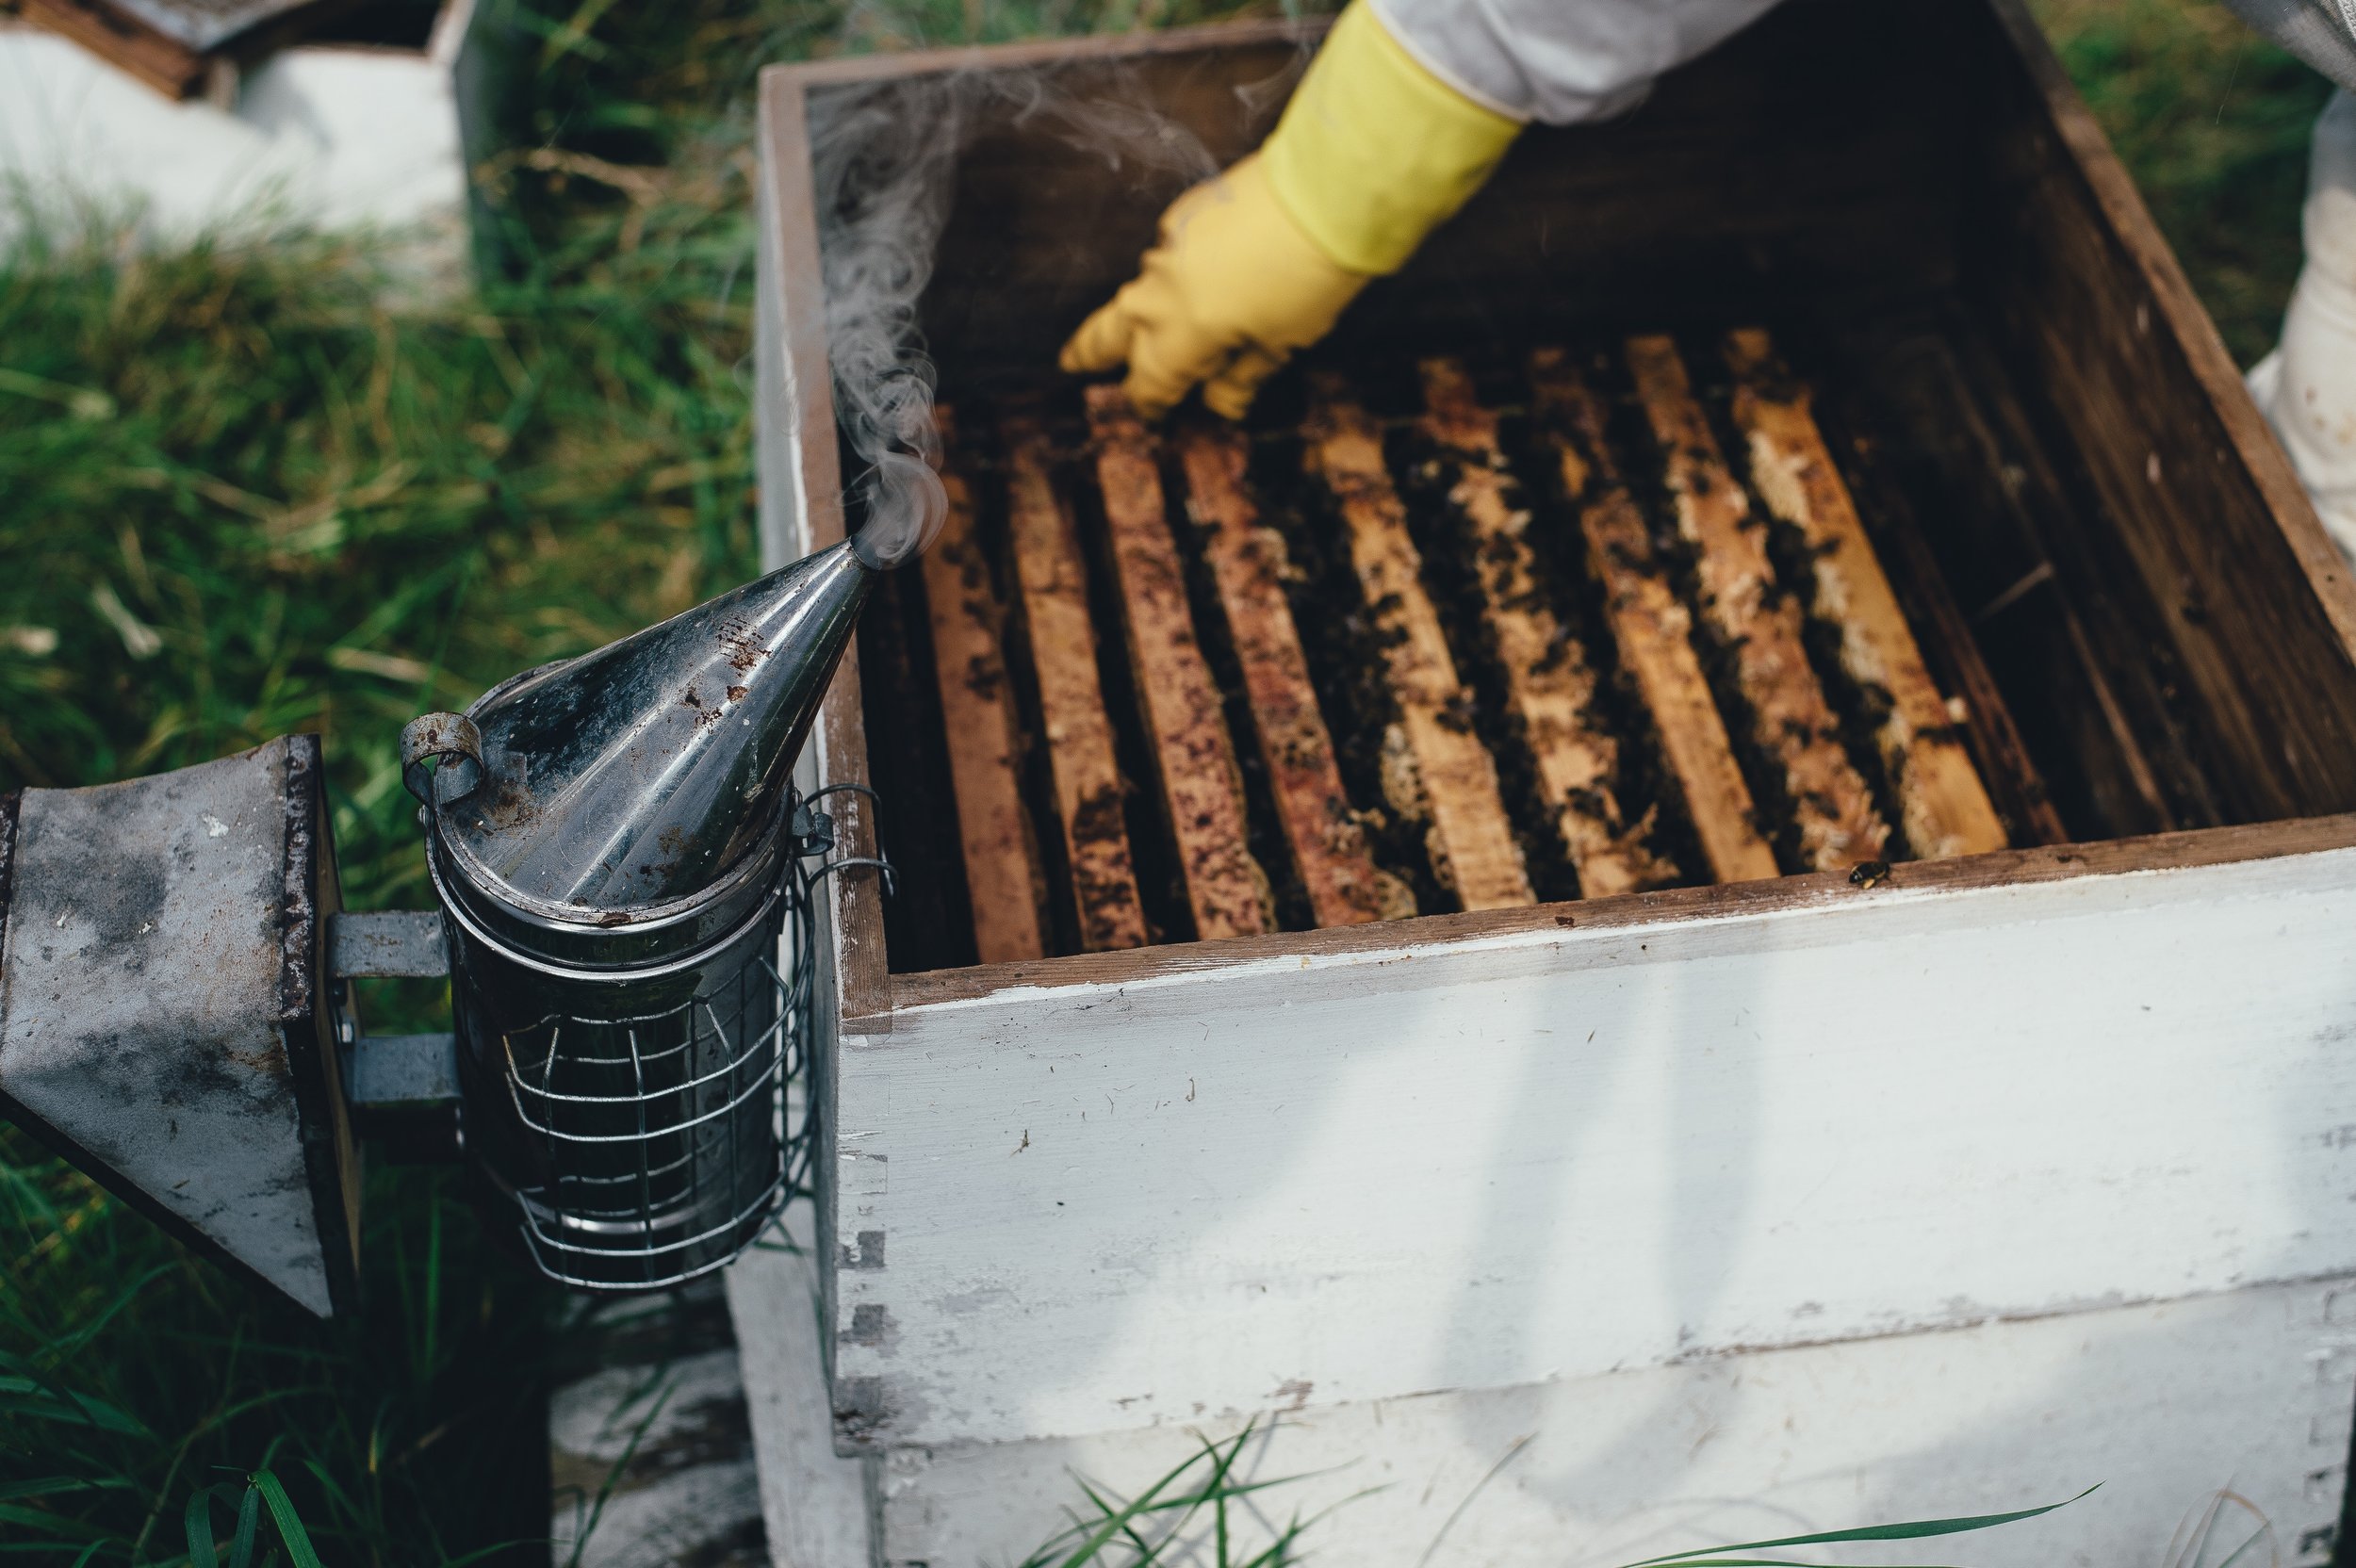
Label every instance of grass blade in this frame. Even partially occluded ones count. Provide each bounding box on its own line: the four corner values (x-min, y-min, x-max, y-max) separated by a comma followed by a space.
229, 1484, 260, 1568
251, 1470, 325, 1568
1620, 1486, 2099, 1566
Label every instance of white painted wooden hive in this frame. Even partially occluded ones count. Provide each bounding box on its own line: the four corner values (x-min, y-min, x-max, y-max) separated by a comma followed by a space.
742, 1, 2356, 1561
0, 0, 495, 277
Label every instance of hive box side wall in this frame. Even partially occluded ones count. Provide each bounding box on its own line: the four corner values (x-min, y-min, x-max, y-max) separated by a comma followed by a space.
879, 1273, 2356, 1567
831, 822, 2356, 1450
1957, 0, 2356, 826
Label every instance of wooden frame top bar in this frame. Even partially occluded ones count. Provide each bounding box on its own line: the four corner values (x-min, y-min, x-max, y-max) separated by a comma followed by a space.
890, 811, 2356, 1005
1177, 423, 1393, 929
1086, 389, 1269, 940
920, 410, 1050, 964
1304, 377, 1533, 911
1529, 349, 1780, 887
1003, 417, 1150, 953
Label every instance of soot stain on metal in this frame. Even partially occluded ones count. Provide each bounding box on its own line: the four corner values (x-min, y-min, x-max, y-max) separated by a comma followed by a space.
717, 619, 769, 674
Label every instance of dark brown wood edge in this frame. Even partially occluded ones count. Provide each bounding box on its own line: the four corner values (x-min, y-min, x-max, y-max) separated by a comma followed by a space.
759, 71, 893, 1033
18, 0, 205, 97
756, 15, 1317, 92
1980, 0, 2356, 659
0, 789, 17, 1008
891, 810, 2356, 1007
276, 734, 362, 1315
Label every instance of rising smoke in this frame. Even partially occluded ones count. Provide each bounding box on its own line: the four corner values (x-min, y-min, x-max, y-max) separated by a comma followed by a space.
806, 55, 1272, 570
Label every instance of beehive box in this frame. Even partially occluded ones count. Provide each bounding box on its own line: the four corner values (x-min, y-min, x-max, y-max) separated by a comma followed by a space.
743, 1, 2356, 1560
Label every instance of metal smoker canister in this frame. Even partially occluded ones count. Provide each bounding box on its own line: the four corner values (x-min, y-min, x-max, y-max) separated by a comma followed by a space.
402, 543, 874, 1291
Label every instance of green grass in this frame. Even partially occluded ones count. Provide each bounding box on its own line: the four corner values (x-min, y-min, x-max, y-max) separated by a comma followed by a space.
0, 0, 2334, 1560
2031, 0, 2335, 364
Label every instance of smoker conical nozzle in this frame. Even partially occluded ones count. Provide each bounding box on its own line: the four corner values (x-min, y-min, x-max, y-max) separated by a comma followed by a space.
407, 541, 875, 958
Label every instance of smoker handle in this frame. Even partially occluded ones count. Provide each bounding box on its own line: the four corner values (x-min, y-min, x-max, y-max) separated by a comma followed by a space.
401, 712, 484, 806
325, 910, 462, 1160
327, 909, 449, 979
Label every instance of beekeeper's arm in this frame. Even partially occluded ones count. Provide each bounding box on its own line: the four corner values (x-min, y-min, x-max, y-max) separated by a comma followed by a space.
1059, 0, 1781, 418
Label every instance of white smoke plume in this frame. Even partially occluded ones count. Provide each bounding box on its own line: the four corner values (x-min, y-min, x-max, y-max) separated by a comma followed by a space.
807, 57, 1252, 569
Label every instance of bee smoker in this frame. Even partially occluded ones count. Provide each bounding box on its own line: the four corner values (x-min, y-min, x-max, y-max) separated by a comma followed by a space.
400, 541, 875, 1292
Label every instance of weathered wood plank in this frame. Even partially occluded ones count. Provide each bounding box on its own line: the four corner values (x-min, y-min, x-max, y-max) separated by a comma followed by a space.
894, 813, 2356, 1004
1417, 358, 1671, 899
1085, 389, 1269, 942
1175, 422, 1392, 929
1977, 0, 2356, 823
1723, 330, 2006, 863
755, 70, 888, 1031
725, 1213, 872, 1568
919, 411, 1048, 964
1002, 417, 1148, 953
1302, 377, 1532, 911
1529, 351, 1779, 886
19, 0, 207, 99
1625, 335, 1888, 871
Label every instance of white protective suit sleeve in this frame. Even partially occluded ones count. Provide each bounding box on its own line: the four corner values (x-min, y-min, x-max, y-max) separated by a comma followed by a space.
1368, 0, 1789, 124
2250, 89, 2356, 555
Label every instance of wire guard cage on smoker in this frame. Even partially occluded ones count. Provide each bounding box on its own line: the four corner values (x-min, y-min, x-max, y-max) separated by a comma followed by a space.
483, 922, 806, 1292
440, 795, 864, 1291
401, 540, 877, 1293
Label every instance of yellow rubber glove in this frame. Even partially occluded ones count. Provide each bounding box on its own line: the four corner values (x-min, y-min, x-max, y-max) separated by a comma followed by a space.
1059, 0, 1521, 419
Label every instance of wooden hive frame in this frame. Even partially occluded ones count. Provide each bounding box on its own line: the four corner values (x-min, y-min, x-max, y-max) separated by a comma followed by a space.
752, 0, 2356, 1512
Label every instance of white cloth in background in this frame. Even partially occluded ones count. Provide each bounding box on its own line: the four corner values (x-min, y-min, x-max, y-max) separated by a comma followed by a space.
2250, 90, 2356, 558
1370, 0, 2356, 126
1367, 0, 1783, 123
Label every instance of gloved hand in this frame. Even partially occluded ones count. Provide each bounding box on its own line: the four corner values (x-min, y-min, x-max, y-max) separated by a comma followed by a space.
1058, 154, 1366, 420
1060, 0, 1521, 419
